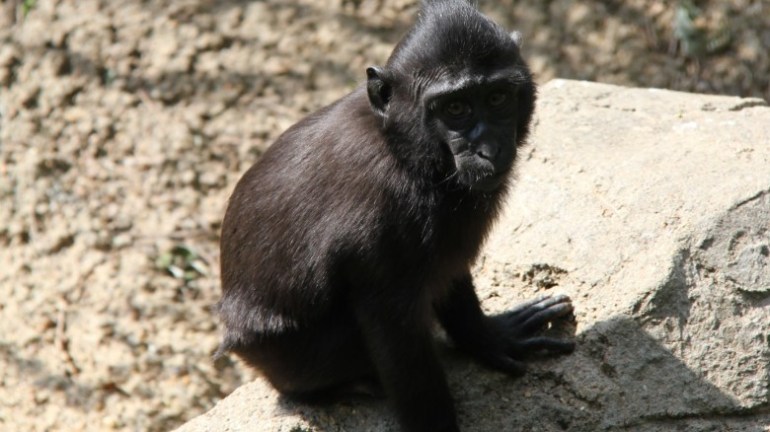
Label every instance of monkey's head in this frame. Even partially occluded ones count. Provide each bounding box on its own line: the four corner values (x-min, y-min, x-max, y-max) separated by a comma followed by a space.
366, 0, 536, 193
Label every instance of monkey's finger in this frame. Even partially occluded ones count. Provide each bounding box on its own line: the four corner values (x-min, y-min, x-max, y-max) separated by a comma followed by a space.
504, 294, 572, 327
509, 337, 576, 356
504, 294, 551, 315
514, 302, 574, 335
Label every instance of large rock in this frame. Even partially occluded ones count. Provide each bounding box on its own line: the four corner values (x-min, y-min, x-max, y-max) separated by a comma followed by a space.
176, 80, 770, 432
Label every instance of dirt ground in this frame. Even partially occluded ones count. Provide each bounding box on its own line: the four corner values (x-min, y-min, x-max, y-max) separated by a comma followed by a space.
0, 0, 767, 431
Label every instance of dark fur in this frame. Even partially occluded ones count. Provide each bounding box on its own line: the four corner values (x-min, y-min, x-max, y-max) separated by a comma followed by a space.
218, 1, 574, 431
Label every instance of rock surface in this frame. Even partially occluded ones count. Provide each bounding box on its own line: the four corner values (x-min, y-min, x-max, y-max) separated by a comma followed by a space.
176, 80, 770, 432
1, 1, 768, 431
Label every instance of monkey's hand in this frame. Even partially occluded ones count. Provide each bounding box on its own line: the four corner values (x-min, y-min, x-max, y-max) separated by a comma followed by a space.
473, 294, 576, 376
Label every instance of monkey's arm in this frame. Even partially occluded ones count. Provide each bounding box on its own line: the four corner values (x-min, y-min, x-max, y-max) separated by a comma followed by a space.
435, 274, 575, 375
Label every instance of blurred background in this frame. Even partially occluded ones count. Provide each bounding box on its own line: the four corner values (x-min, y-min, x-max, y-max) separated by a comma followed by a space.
0, 0, 767, 431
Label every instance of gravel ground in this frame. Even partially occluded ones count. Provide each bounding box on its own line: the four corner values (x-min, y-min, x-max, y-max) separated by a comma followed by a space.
0, 0, 767, 431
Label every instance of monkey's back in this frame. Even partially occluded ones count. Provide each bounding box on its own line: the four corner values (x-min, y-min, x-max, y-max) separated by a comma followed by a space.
217, 87, 406, 344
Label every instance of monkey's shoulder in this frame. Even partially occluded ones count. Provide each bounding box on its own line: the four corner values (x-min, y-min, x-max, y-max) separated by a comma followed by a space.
242, 88, 387, 185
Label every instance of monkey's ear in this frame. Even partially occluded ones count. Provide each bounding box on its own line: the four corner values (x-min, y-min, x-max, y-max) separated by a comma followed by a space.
510, 31, 523, 48
366, 66, 392, 118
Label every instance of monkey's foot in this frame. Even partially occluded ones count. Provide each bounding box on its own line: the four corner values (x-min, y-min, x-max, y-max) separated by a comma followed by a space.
477, 294, 576, 375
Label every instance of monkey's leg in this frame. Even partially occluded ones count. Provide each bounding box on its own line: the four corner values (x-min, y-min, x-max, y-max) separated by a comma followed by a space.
435, 274, 575, 375
232, 316, 382, 402
353, 290, 461, 432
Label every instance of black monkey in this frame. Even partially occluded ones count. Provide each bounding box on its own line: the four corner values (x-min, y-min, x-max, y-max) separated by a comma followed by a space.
217, 1, 575, 431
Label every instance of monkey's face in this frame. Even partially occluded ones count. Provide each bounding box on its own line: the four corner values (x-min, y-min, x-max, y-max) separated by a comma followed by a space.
365, 5, 536, 192
425, 75, 532, 192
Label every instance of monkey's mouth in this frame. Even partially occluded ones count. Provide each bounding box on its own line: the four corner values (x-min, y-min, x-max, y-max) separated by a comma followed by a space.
454, 156, 504, 192
469, 172, 505, 192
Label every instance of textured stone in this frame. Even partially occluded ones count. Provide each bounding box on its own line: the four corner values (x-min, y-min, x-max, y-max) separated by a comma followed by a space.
176, 80, 770, 432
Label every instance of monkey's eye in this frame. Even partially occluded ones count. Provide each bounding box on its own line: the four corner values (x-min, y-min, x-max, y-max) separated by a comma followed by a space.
488, 92, 507, 107
445, 100, 470, 117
